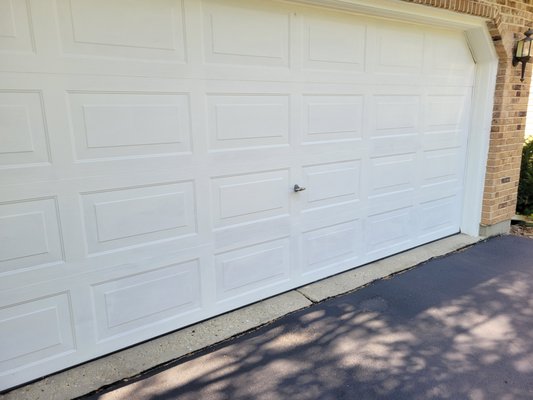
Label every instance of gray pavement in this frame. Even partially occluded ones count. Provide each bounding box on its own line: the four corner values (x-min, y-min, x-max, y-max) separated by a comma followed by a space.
85, 235, 533, 400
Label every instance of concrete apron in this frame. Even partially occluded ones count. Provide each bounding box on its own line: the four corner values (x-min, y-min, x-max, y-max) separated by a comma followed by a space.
1, 234, 481, 400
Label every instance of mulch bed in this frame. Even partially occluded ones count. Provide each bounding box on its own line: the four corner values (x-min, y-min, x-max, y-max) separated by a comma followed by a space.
510, 223, 533, 238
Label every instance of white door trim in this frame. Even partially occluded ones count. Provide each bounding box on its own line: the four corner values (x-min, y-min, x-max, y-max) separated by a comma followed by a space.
294, 0, 498, 236
462, 27, 498, 235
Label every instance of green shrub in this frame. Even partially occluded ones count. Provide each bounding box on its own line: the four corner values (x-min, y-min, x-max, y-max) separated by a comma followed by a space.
517, 137, 533, 216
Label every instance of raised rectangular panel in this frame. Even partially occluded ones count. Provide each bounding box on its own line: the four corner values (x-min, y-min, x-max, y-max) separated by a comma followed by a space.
370, 134, 418, 157
92, 259, 200, 340
302, 220, 360, 273
302, 95, 362, 143
83, 106, 182, 148
215, 238, 290, 300
367, 208, 412, 254
214, 215, 290, 251
219, 180, 282, 219
0, 213, 47, 260
68, 92, 191, 160
419, 196, 458, 237
57, 0, 185, 61
369, 154, 416, 196
424, 96, 466, 150
0, 198, 63, 275
303, 160, 360, 206
215, 105, 284, 140
375, 27, 423, 74
82, 181, 196, 254
374, 96, 419, 136
426, 32, 475, 82
0, 0, 15, 37
303, 17, 365, 71
0, 293, 74, 372
207, 95, 289, 150
0, 106, 33, 152
203, 0, 289, 67
0, 0, 34, 53
419, 179, 458, 205
94, 193, 187, 242
427, 96, 466, 131
301, 200, 361, 233
0, 91, 49, 167
70, 0, 175, 49
307, 103, 361, 136
212, 170, 289, 227
422, 149, 461, 185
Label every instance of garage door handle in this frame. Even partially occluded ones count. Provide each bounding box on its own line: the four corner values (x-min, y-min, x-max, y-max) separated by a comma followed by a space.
293, 184, 306, 192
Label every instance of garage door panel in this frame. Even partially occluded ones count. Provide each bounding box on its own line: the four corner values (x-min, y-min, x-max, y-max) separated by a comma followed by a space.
425, 32, 475, 85
301, 219, 361, 274
202, 0, 290, 68
68, 91, 192, 161
419, 180, 462, 204
301, 15, 366, 72
371, 26, 424, 75
91, 258, 201, 342
422, 131, 463, 151
214, 237, 291, 302
302, 160, 361, 207
81, 181, 197, 255
207, 149, 292, 176
426, 95, 469, 131
211, 170, 289, 228
367, 189, 416, 218
299, 142, 365, 167
370, 134, 418, 157
0, 197, 64, 275
300, 200, 361, 232
418, 196, 460, 239
366, 207, 414, 257
24, 155, 200, 189
373, 96, 420, 135
302, 95, 363, 143
56, 0, 186, 62
214, 216, 291, 254
0, 291, 75, 374
207, 94, 289, 151
369, 154, 417, 197
422, 149, 464, 185
0, 0, 34, 54
0, 90, 50, 167
423, 94, 470, 151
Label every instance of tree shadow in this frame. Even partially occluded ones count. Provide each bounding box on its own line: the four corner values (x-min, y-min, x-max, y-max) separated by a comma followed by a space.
93, 236, 533, 400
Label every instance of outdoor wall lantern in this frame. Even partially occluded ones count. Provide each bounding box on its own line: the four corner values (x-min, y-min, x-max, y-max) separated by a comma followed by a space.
513, 28, 533, 82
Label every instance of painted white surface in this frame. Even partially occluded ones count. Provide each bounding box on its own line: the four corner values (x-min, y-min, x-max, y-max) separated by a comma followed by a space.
526, 76, 533, 138
0, 0, 491, 390
92, 259, 201, 341
69, 92, 191, 159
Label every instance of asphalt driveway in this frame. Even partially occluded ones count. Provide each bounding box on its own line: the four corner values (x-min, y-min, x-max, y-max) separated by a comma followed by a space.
87, 235, 533, 400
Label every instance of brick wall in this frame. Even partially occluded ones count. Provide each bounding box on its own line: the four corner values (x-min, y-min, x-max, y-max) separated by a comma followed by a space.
401, 0, 533, 228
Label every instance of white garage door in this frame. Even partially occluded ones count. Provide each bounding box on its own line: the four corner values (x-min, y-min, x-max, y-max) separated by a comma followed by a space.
0, 0, 475, 390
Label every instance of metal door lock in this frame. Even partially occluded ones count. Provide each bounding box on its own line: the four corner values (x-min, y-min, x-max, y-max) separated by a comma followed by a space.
293, 184, 306, 192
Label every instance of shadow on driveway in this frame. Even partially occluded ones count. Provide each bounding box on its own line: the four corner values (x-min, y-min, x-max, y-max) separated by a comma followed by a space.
89, 235, 533, 400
